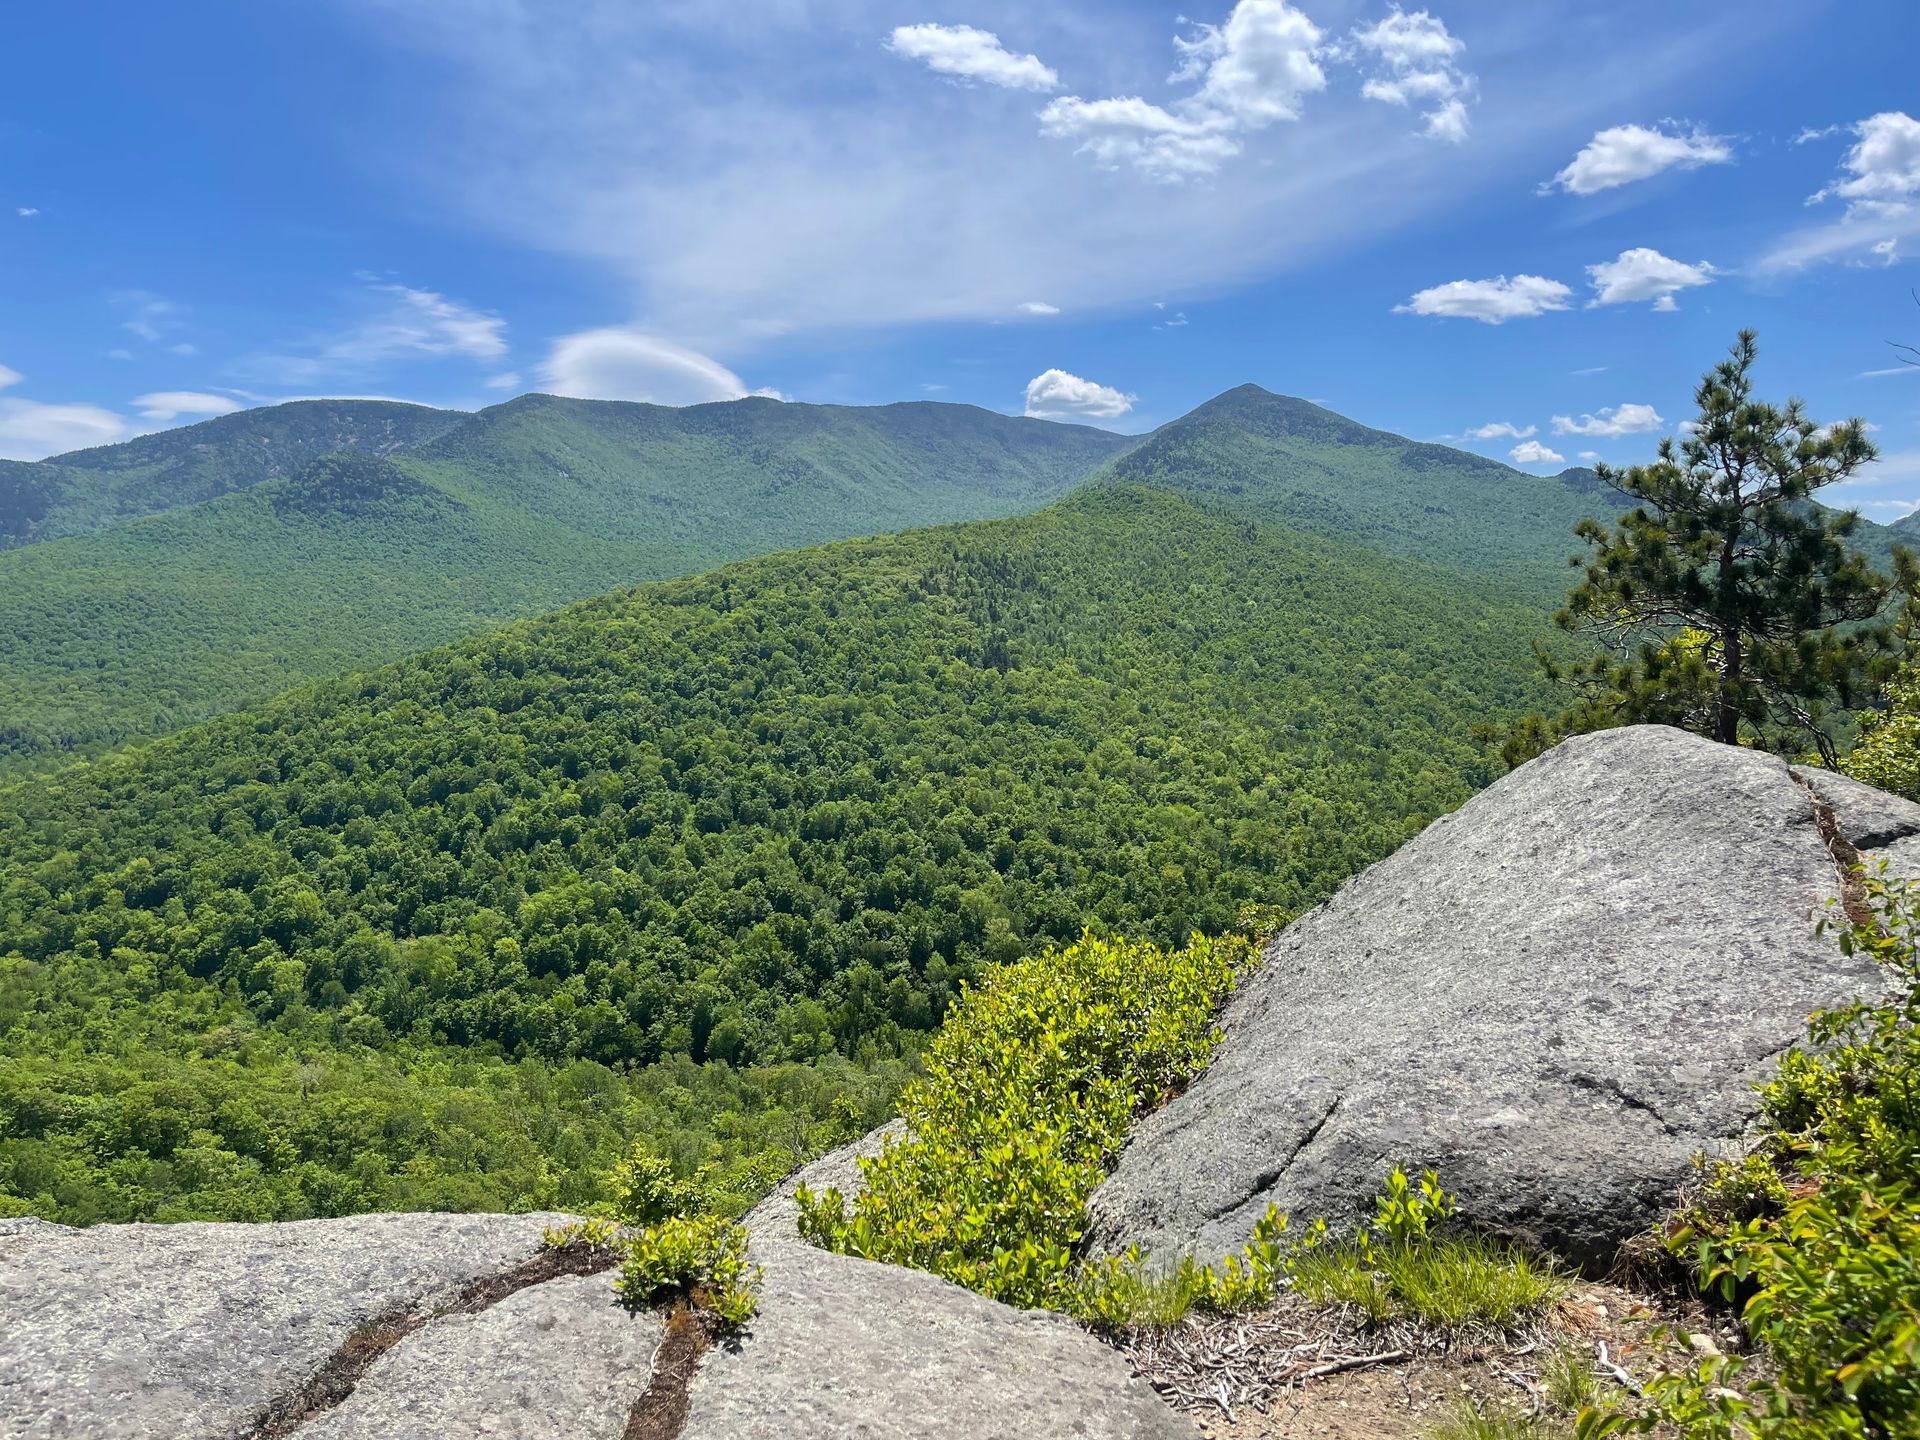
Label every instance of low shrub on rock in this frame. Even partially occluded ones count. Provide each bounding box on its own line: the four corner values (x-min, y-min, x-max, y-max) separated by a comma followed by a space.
795, 930, 1256, 1313
1584, 869, 1920, 1439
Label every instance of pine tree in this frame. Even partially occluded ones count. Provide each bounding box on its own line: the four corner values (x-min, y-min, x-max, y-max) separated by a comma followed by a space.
1508, 330, 1911, 767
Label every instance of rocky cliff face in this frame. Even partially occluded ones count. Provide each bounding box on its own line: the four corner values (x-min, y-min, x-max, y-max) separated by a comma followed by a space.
4, 725, 1910, 1438
1086, 725, 1911, 1270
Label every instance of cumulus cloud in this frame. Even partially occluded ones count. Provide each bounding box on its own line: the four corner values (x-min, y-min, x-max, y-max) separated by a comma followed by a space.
1349, 7, 1475, 143
1585, 246, 1716, 310
1510, 440, 1564, 466
1395, 273, 1572, 323
1760, 113, 1920, 271
1041, 0, 1327, 181
1543, 122, 1733, 195
1553, 403, 1664, 437
133, 391, 244, 423
887, 23, 1058, 92
1017, 300, 1061, 316
539, 328, 750, 406
1810, 111, 1920, 207
1023, 368, 1135, 422
1466, 421, 1535, 439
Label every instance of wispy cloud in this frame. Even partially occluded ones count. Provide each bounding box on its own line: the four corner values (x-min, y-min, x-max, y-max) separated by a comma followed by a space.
251, 278, 506, 384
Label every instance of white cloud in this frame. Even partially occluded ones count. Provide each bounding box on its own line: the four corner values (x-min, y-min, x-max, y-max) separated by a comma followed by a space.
539, 328, 749, 406
133, 391, 244, 423
252, 280, 507, 384
1811, 111, 1920, 207
1024, 368, 1135, 422
1572, 365, 1609, 376
1396, 273, 1572, 323
1553, 403, 1664, 437
0, 398, 131, 460
0, 364, 20, 389
1578, 450, 1601, 462
1350, 7, 1475, 144
1510, 440, 1565, 466
114, 291, 186, 344
1543, 122, 1733, 195
1017, 300, 1061, 316
328, 0, 1759, 347
1040, 0, 1327, 181
485, 371, 522, 390
1466, 421, 1535, 439
886, 23, 1058, 92
1585, 246, 1715, 310
16, 207, 38, 218
346, 283, 507, 362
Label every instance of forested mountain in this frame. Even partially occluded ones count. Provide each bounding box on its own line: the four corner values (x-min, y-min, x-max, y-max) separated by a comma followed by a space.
0, 484, 1557, 1224
0, 395, 1130, 768
0, 399, 467, 549
1095, 385, 1609, 589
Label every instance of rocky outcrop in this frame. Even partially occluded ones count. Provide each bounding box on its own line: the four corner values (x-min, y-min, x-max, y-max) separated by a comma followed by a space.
0, 1130, 1183, 1439
675, 1128, 1187, 1440
0, 1210, 606, 1439
1086, 726, 1906, 1271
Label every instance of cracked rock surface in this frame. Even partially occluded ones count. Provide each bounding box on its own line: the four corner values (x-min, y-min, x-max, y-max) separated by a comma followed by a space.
0, 1210, 580, 1440
297, 1272, 661, 1440
1086, 725, 1894, 1271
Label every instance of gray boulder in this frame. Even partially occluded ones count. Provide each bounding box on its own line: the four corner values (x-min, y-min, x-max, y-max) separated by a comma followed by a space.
1086, 725, 1889, 1271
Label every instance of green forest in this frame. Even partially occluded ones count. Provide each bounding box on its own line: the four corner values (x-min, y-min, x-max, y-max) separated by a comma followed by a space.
0, 484, 1556, 1224
0, 395, 1127, 768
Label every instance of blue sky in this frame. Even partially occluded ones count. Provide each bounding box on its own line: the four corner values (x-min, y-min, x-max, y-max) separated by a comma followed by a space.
4, 1, 1920, 512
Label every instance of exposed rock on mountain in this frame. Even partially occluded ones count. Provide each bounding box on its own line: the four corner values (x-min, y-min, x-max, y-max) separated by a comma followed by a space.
1086, 725, 1905, 1272
0, 1130, 1182, 1439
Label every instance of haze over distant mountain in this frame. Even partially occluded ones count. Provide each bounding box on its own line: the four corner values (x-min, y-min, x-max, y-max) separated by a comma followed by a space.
0, 399, 468, 550
0, 393, 1131, 766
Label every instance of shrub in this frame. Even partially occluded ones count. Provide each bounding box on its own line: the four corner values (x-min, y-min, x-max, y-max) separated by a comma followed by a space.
1583, 869, 1920, 1439
795, 930, 1256, 1312
615, 1213, 761, 1328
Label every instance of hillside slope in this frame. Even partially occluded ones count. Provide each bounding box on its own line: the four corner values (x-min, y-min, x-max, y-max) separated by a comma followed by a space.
1096, 385, 1607, 589
0, 396, 1131, 766
0, 399, 467, 549
0, 484, 1555, 1223
1098, 385, 1910, 592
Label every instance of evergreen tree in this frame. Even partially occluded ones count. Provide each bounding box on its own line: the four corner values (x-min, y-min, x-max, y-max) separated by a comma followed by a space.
1508, 331, 1910, 767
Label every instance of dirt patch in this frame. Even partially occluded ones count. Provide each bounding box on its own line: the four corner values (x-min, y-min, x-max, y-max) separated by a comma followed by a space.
623, 1297, 718, 1440
243, 1241, 618, 1440
1141, 1284, 1735, 1439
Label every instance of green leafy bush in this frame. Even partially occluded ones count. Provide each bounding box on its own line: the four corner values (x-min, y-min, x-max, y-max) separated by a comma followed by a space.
795, 930, 1256, 1312
615, 1213, 761, 1327
1584, 870, 1920, 1439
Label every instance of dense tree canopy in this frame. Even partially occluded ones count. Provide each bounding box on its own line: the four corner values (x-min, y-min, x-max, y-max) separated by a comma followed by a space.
0, 486, 1556, 1224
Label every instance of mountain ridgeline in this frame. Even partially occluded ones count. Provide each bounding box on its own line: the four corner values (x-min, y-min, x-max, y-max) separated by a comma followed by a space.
0, 399, 468, 550
0, 395, 1130, 766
